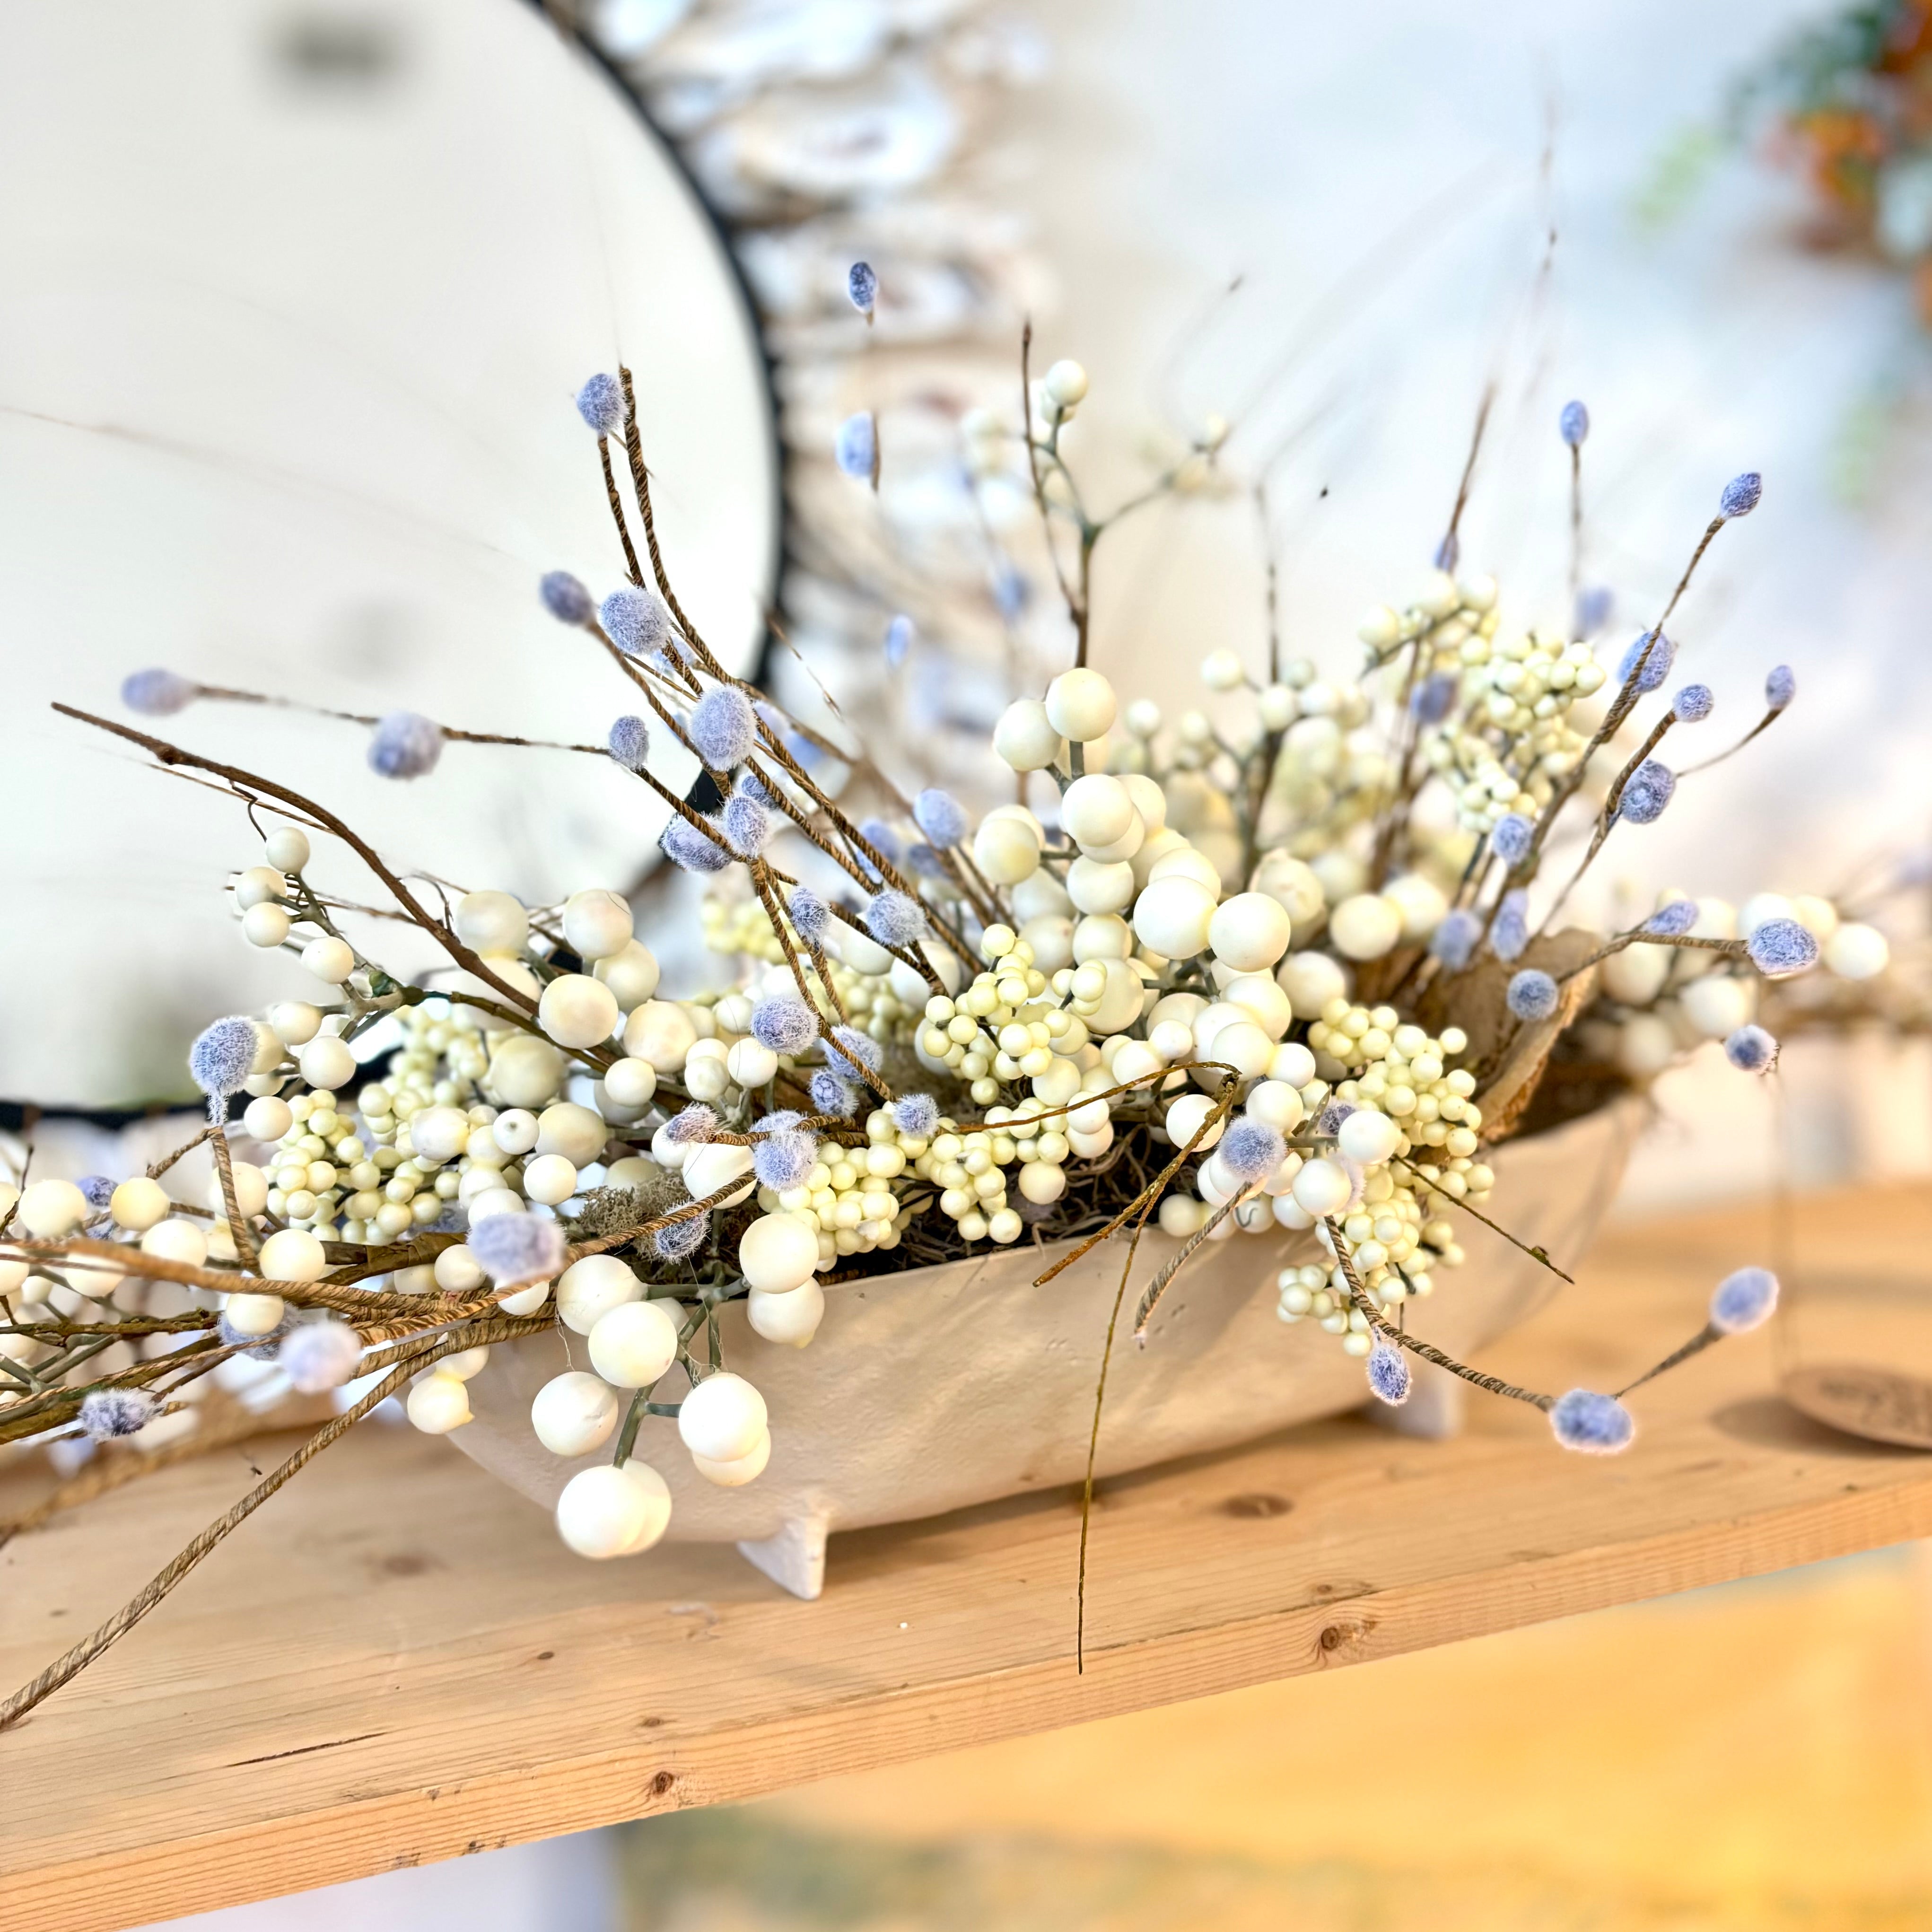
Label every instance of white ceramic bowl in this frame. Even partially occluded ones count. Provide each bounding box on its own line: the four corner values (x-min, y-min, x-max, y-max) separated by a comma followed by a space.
454, 1101, 1639, 1595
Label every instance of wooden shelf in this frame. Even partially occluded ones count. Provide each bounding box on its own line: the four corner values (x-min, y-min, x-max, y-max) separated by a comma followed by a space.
6, 1184, 1932, 1932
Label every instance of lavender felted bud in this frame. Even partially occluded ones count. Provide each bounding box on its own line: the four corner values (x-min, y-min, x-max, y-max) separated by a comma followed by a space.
827, 1025, 883, 1076
722, 793, 770, 857
992, 563, 1028, 624
1616, 629, 1676, 694
600, 586, 672, 657
368, 711, 444, 780
751, 1127, 816, 1191
1671, 683, 1714, 723
1719, 471, 1762, 518
847, 260, 878, 315
1643, 899, 1700, 937
752, 997, 819, 1055
660, 815, 732, 874
1617, 760, 1676, 826
576, 372, 625, 435
1314, 1099, 1356, 1138
1492, 890, 1530, 963
810, 1070, 858, 1117
654, 1214, 710, 1261
664, 1105, 718, 1147
1724, 1023, 1778, 1073
1433, 532, 1460, 573
857, 819, 903, 873
1747, 916, 1819, 978
79, 1389, 157, 1440
279, 1319, 364, 1394
912, 788, 968, 849
1430, 909, 1481, 971
219, 1310, 292, 1357
1573, 585, 1614, 638
78, 1175, 116, 1212
1366, 1341, 1411, 1406
539, 570, 594, 625
1559, 399, 1590, 446
190, 1016, 262, 1097
1219, 1118, 1285, 1182
689, 687, 756, 769
892, 1093, 939, 1137
864, 888, 927, 947
835, 411, 876, 480
1409, 673, 1458, 726
121, 667, 197, 716
1710, 1265, 1779, 1334
1506, 969, 1560, 1022
1491, 813, 1533, 865
607, 715, 649, 770
1549, 1388, 1635, 1454
787, 886, 830, 944
908, 842, 944, 877
467, 1212, 566, 1287
883, 613, 914, 668
1765, 664, 1796, 712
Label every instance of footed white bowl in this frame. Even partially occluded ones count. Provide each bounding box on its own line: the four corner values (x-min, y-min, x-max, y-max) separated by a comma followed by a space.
454, 1101, 1639, 1596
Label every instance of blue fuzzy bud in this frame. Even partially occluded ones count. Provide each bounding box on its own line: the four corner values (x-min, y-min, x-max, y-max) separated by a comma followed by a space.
1491, 813, 1533, 865
467, 1213, 566, 1287
1574, 585, 1614, 638
1719, 471, 1762, 518
1559, 399, 1589, 447
1492, 890, 1530, 963
78, 1175, 115, 1212
751, 1122, 816, 1191
722, 792, 770, 857
1410, 673, 1458, 725
883, 613, 914, 667
121, 667, 197, 716
539, 571, 594, 625
892, 1093, 939, 1137
1641, 900, 1698, 937
865, 888, 927, 947
79, 1388, 157, 1440
857, 818, 903, 871
827, 1024, 883, 1076
654, 1214, 710, 1261
912, 788, 967, 849
600, 586, 672, 657
810, 1069, 857, 1117
1219, 1118, 1285, 1182
1710, 1265, 1779, 1334
1366, 1342, 1411, 1406
664, 1104, 718, 1146
1671, 683, 1714, 722
992, 563, 1028, 624
1430, 909, 1481, 970
1724, 1023, 1778, 1073
689, 686, 756, 769
576, 372, 625, 436
847, 260, 878, 315
607, 715, 649, 770
1433, 532, 1460, 573
1616, 629, 1676, 695
1506, 968, 1559, 1022
1549, 1388, 1635, 1454
1617, 760, 1676, 826
787, 886, 830, 944
752, 997, 819, 1055
835, 411, 877, 480
1765, 664, 1795, 712
368, 711, 444, 780
1746, 916, 1818, 978
660, 815, 732, 874
190, 1016, 261, 1097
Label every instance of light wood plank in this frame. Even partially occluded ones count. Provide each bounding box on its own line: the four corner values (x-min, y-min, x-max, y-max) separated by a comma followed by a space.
4, 1185, 1930, 1932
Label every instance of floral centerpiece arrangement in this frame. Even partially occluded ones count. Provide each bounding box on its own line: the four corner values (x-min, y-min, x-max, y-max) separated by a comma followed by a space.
0, 280, 1903, 1726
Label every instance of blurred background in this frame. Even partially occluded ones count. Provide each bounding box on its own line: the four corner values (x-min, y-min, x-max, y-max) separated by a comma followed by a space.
5, 0, 1931, 1925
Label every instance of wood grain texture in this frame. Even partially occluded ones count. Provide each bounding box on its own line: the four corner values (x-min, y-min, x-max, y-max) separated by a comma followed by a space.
4, 1184, 1930, 1932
